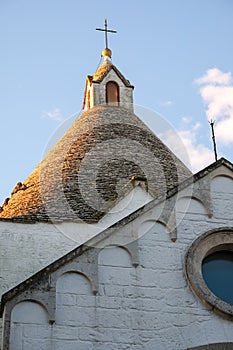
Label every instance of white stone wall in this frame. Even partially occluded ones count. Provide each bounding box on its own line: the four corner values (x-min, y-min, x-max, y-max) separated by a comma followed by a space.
6, 174, 233, 349
0, 187, 151, 347
0, 187, 150, 296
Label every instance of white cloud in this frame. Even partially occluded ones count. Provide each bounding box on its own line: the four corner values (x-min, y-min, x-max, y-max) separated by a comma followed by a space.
160, 122, 214, 173
160, 68, 233, 172
215, 116, 233, 145
195, 68, 233, 145
195, 68, 232, 86
177, 127, 214, 172
199, 85, 233, 121
42, 108, 64, 122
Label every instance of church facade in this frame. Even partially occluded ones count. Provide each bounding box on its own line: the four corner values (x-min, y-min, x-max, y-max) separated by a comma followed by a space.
0, 45, 233, 350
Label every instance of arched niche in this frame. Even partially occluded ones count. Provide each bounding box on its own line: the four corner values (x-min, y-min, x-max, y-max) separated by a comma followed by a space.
138, 219, 157, 238
211, 175, 233, 194
138, 220, 169, 238
56, 272, 95, 327
98, 246, 132, 268
176, 196, 208, 216
56, 271, 92, 295
106, 81, 119, 105
10, 301, 49, 350
98, 246, 133, 298
211, 175, 233, 219
11, 300, 48, 324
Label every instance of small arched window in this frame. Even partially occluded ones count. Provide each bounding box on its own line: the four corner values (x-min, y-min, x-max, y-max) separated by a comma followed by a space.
106, 81, 119, 105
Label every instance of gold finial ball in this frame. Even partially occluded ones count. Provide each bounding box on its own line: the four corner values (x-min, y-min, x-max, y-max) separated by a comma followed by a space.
102, 48, 112, 58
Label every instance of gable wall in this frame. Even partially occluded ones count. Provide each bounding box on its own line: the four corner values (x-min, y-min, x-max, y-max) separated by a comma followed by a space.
3, 173, 233, 350
93, 70, 133, 110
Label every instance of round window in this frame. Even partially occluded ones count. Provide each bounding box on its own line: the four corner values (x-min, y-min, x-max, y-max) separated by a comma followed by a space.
202, 251, 233, 305
185, 228, 233, 319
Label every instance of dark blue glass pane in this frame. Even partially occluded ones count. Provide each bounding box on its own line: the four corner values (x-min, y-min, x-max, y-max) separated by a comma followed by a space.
202, 251, 233, 305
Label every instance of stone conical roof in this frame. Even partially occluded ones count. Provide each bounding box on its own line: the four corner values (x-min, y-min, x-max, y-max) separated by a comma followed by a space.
0, 105, 192, 223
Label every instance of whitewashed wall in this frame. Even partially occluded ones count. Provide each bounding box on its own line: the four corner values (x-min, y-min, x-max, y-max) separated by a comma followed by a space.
0, 187, 151, 347
6, 174, 233, 349
0, 187, 150, 296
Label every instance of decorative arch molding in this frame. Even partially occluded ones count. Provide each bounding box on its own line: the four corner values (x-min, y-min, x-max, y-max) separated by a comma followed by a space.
157, 210, 177, 242
2, 296, 52, 350
190, 177, 213, 218
137, 219, 153, 238
211, 174, 233, 194
185, 227, 233, 319
11, 300, 48, 324
9, 300, 50, 350
212, 173, 233, 181
98, 244, 135, 267
176, 195, 211, 217
52, 248, 99, 295
56, 271, 93, 295
188, 343, 233, 350
4, 290, 55, 325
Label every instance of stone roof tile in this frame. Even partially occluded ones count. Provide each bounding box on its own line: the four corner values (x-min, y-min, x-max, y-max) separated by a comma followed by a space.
0, 106, 192, 223
92, 59, 133, 87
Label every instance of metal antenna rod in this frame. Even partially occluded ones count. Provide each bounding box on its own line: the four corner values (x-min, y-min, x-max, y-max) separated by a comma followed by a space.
209, 120, 218, 162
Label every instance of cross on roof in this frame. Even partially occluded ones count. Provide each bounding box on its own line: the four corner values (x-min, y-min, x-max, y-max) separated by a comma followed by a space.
96, 19, 117, 49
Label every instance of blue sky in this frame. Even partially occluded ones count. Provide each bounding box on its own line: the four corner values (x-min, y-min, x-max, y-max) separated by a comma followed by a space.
0, 0, 233, 204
